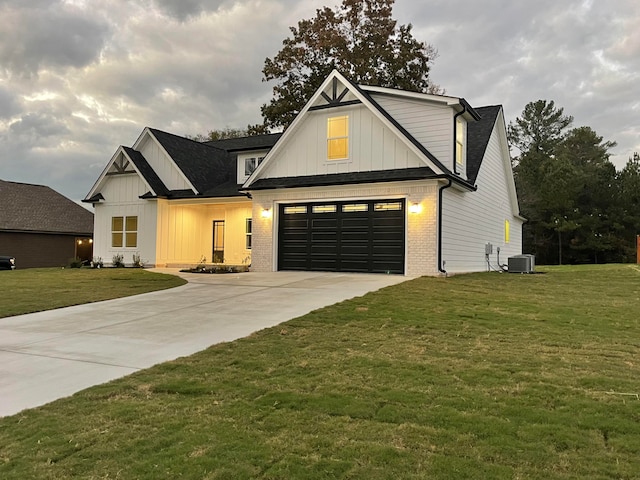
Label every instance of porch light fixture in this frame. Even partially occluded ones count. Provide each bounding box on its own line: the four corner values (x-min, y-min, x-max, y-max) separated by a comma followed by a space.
409, 202, 422, 214
261, 208, 272, 218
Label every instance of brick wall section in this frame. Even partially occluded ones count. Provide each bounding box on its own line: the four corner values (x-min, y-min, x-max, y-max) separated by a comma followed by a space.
250, 181, 440, 276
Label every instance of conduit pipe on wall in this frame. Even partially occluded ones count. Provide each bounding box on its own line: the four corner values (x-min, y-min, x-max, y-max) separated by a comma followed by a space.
437, 178, 453, 275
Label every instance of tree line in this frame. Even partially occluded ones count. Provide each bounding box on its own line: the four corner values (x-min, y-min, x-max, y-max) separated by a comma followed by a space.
509, 100, 639, 264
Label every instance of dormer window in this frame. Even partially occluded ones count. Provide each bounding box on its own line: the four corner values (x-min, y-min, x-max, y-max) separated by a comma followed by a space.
244, 157, 264, 176
327, 115, 349, 160
456, 116, 465, 169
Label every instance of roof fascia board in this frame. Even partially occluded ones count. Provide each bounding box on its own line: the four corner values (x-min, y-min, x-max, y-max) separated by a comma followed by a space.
495, 108, 522, 217
121, 148, 157, 196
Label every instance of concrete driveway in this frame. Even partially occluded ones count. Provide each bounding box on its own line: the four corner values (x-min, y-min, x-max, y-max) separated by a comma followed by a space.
0, 270, 409, 417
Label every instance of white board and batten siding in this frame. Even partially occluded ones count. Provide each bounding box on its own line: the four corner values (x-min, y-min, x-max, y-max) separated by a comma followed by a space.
371, 94, 453, 168
441, 120, 523, 273
92, 173, 158, 267
259, 104, 427, 179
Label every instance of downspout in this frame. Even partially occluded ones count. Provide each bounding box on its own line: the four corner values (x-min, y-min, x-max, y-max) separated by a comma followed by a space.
437, 178, 453, 275
452, 104, 467, 175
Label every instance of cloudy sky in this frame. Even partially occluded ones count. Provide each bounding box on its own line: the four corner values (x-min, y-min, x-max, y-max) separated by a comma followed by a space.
1, 0, 638, 203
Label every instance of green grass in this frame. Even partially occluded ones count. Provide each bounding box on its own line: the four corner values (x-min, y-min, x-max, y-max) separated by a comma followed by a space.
1, 264, 639, 479
0, 268, 186, 318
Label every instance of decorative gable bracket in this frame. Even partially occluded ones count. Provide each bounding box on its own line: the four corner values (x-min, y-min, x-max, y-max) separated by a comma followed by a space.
106, 155, 135, 176
310, 77, 362, 112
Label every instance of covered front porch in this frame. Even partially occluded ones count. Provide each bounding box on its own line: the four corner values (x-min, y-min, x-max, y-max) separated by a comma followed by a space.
154, 197, 253, 268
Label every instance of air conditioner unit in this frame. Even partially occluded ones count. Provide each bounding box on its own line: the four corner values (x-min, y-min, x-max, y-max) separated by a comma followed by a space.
508, 254, 535, 273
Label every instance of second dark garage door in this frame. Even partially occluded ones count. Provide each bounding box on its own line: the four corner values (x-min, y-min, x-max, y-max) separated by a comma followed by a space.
278, 199, 405, 274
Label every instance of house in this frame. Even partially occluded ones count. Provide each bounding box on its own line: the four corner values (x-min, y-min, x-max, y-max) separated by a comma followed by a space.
0, 179, 94, 268
84, 70, 523, 275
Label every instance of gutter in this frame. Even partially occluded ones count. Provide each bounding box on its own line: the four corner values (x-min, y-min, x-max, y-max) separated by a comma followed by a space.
452, 104, 467, 176
438, 178, 453, 275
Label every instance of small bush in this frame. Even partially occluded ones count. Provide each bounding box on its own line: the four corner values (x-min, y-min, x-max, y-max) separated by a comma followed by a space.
91, 257, 104, 269
132, 252, 144, 268
68, 257, 84, 269
112, 254, 125, 268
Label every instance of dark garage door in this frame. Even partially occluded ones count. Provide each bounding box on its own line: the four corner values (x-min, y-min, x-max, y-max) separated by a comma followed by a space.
278, 199, 405, 274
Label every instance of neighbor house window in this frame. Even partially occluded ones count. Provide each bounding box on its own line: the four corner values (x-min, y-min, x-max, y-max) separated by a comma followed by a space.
456, 116, 465, 167
505, 219, 510, 244
244, 157, 264, 176
112, 216, 137, 248
246, 218, 252, 249
327, 115, 349, 160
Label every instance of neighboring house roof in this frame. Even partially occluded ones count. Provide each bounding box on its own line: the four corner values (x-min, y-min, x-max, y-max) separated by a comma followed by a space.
467, 105, 502, 184
0, 179, 93, 235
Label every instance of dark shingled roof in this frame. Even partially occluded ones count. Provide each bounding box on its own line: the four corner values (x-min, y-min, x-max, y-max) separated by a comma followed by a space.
246, 167, 440, 190
467, 105, 501, 184
122, 147, 169, 197
205, 133, 283, 152
0, 179, 93, 235
149, 128, 235, 196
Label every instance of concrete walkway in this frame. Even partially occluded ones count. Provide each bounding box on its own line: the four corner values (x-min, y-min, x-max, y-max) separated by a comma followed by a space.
0, 270, 409, 417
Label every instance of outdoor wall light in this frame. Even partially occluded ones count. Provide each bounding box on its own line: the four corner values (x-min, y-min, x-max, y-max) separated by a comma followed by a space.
409, 202, 422, 214
261, 208, 272, 218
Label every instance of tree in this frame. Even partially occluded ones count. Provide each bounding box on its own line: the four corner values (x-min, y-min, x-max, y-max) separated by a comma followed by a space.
617, 152, 640, 261
508, 100, 574, 262
261, 0, 441, 129
508, 100, 573, 161
188, 124, 269, 142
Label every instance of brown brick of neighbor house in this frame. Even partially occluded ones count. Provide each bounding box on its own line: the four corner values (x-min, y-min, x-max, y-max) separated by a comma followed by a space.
0, 179, 94, 268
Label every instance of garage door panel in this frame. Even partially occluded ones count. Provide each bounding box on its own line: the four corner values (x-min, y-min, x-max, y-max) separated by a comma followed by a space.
278, 200, 405, 274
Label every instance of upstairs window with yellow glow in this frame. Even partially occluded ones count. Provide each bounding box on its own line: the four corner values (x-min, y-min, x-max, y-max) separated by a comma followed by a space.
327, 115, 349, 160
504, 219, 510, 244
456, 116, 465, 167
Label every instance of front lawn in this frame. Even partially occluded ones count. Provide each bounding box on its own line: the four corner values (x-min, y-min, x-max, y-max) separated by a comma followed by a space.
0, 264, 639, 479
0, 268, 186, 318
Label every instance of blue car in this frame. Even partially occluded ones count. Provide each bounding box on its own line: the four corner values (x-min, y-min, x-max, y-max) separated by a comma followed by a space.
0, 256, 16, 270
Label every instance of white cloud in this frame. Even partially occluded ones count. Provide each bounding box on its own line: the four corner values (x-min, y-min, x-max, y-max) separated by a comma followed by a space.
0, 0, 638, 203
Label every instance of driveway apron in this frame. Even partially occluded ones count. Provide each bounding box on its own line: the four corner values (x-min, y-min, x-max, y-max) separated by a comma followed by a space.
0, 270, 409, 417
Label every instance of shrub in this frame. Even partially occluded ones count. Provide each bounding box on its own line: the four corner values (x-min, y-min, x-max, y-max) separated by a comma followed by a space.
91, 257, 104, 269
68, 257, 84, 268
132, 252, 143, 268
112, 254, 125, 268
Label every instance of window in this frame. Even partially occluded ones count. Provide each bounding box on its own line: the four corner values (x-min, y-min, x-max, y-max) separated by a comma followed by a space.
244, 157, 264, 176
312, 205, 337, 214
456, 117, 465, 167
125, 216, 138, 247
284, 206, 307, 214
246, 218, 252, 250
212, 220, 225, 263
374, 202, 403, 211
112, 216, 137, 248
342, 204, 368, 213
112, 217, 123, 247
505, 220, 510, 244
327, 115, 348, 160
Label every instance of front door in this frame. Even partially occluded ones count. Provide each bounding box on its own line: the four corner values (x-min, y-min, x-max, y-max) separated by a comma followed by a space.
212, 220, 225, 263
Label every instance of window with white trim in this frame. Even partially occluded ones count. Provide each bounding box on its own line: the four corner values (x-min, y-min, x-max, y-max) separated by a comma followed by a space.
327, 115, 349, 160
456, 116, 465, 167
112, 216, 137, 248
244, 157, 264, 176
